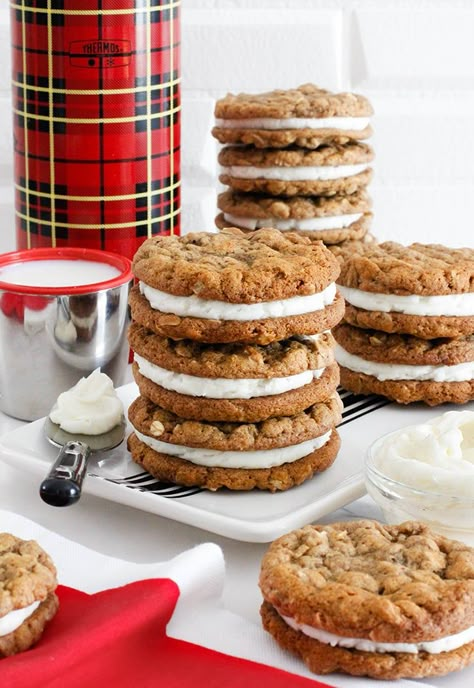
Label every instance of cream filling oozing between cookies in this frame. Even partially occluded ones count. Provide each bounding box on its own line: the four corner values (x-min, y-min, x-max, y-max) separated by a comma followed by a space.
215, 116, 371, 131
0, 601, 40, 637
134, 354, 325, 399
280, 613, 474, 655
335, 344, 474, 382
220, 164, 368, 181
139, 281, 337, 321
339, 285, 474, 317
132, 427, 332, 469
223, 212, 363, 232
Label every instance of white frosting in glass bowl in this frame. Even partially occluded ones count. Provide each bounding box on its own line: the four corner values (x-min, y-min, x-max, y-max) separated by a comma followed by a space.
366, 411, 474, 545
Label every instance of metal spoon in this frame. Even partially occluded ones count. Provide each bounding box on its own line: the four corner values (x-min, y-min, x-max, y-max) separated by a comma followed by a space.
40, 416, 126, 507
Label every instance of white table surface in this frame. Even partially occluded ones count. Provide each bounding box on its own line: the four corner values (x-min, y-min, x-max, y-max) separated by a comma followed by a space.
0, 379, 472, 688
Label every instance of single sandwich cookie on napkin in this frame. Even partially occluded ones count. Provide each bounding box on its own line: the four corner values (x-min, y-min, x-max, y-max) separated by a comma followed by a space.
127, 393, 342, 492
338, 242, 474, 339
216, 189, 372, 246
0, 534, 58, 657
334, 322, 474, 405
130, 228, 344, 345
218, 143, 373, 198
129, 323, 339, 422
212, 83, 373, 149
259, 520, 474, 680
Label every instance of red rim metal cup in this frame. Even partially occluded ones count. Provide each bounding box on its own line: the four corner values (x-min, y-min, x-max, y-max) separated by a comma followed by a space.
0, 248, 133, 295
0, 248, 133, 421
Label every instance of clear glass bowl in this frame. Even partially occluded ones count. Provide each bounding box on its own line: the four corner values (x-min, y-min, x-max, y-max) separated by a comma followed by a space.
365, 432, 474, 547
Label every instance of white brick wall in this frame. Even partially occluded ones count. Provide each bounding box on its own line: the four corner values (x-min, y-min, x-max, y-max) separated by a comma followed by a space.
1, 1, 473, 253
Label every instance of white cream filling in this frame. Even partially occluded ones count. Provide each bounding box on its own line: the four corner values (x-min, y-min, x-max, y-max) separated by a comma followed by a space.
215, 116, 371, 131
0, 601, 40, 637
139, 281, 337, 321
335, 344, 474, 383
339, 285, 474, 317
49, 368, 123, 435
281, 613, 474, 655
133, 427, 332, 469
223, 212, 363, 232
371, 411, 474, 498
134, 353, 324, 399
221, 163, 368, 182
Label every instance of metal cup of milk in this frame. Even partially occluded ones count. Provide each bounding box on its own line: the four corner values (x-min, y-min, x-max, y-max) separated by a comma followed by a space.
0, 248, 133, 421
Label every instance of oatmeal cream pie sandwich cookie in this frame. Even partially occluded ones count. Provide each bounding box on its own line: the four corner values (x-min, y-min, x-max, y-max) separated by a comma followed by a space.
338, 242, 474, 339
260, 520, 474, 680
213, 83, 373, 149
216, 189, 372, 245
218, 143, 373, 198
130, 228, 344, 345
127, 393, 342, 492
334, 323, 474, 405
129, 323, 339, 422
0, 533, 59, 657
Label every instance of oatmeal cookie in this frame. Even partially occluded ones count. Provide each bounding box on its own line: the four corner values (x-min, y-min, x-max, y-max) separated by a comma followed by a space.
338, 368, 474, 406
128, 393, 342, 452
334, 323, 474, 367
259, 520, 474, 678
216, 190, 372, 245
132, 360, 340, 423
127, 394, 342, 491
337, 242, 474, 338
127, 428, 340, 492
129, 285, 345, 345
213, 84, 372, 149
133, 227, 340, 302
129, 324, 336, 378
334, 323, 474, 405
0, 533, 59, 657
129, 324, 339, 421
219, 144, 373, 197
339, 242, 474, 296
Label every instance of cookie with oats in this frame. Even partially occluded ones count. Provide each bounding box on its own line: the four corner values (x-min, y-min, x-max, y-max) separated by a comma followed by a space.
213, 84, 373, 149
216, 189, 372, 245
0, 533, 59, 658
129, 323, 339, 422
130, 228, 344, 344
338, 242, 474, 339
127, 393, 342, 492
218, 143, 373, 198
334, 322, 474, 406
326, 233, 378, 262
260, 520, 474, 679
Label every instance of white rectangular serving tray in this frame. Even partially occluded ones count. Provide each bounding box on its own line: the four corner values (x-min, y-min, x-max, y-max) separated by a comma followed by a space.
0, 383, 461, 542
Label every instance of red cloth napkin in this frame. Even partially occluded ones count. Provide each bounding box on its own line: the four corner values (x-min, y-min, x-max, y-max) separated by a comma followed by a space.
1, 581, 334, 688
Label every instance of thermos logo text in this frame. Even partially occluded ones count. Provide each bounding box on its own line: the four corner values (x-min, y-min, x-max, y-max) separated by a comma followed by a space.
69, 40, 131, 69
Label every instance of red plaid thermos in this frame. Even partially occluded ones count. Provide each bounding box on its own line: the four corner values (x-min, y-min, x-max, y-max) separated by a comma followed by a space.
10, 1, 181, 259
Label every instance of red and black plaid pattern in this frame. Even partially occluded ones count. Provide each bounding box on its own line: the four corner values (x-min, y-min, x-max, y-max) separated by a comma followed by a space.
11, 0, 181, 259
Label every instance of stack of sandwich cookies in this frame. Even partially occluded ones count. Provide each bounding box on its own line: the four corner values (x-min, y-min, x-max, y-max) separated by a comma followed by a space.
0, 533, 58, 657
213, 84, 374, 249
334, 242, 474, 405
128, 228, 344, 491
259, 520, 474, 679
